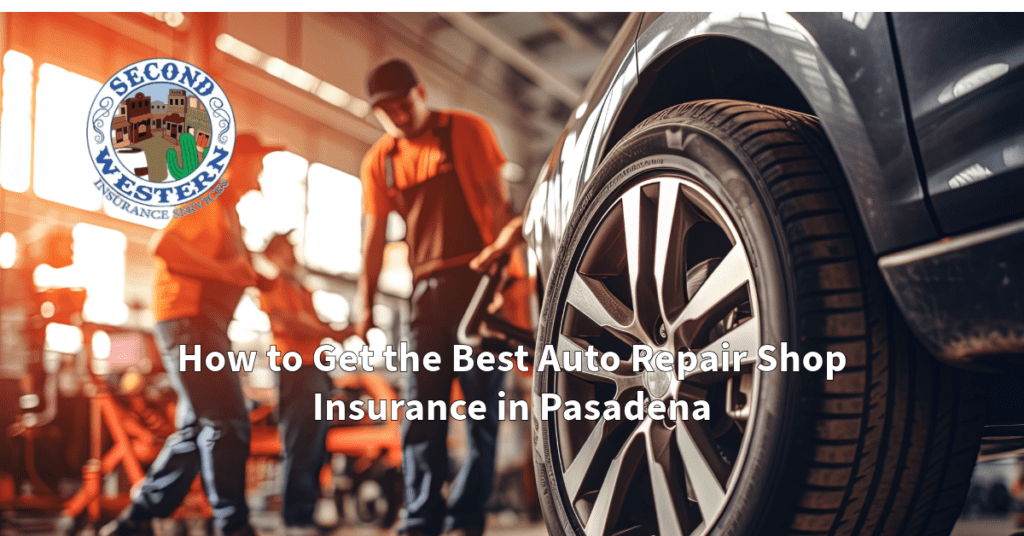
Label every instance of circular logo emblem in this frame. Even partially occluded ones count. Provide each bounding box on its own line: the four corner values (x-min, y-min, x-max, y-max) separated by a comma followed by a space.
87, 59, 235, 220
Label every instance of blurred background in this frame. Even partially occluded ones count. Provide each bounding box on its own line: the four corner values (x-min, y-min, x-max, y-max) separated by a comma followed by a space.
0, 12, 629, 536
0, 11, 1021, 536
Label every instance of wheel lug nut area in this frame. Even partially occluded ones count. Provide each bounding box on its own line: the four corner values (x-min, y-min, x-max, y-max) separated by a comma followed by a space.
654, 318, 668, 345
644, 369, 673, 399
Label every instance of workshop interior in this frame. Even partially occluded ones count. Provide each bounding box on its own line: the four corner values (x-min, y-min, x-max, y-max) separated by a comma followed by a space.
2, 12, 1024, 536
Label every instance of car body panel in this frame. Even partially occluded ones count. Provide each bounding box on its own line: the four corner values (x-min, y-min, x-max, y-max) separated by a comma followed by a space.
523, 13, 641, 281
525, 12, 940, 287
523, 12, 1024, 365
880, 216, 1024, 365
890, 13, 1024, 234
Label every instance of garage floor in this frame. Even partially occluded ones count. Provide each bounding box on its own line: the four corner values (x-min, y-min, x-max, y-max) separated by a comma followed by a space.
0, 511, 1017, 535
259, 514, 1018, 535
951, 517, 1021, 536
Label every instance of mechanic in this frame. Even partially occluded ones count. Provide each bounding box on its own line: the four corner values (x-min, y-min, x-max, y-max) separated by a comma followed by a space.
101, 134, 278, 536
353, 58, 527, 536
258, 231, 352, 535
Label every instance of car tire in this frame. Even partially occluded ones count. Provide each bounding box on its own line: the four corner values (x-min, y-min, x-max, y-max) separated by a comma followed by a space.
531, 99, 983, 536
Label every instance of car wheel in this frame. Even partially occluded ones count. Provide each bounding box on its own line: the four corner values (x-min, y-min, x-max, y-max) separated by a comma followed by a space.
531, 100, 983, 536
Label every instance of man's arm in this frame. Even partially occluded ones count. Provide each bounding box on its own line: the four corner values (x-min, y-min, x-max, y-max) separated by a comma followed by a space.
470, 215, 524, 272
354, 214, 387, 341
149, 228, 256, 287
478, 168, 516, 233
266, 310, 353, 342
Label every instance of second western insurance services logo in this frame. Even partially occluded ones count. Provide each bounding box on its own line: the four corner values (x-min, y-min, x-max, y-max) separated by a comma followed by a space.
87, 59, 235, 220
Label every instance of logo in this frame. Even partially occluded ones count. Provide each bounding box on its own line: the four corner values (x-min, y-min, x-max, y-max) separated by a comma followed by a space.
87, 59, 235, 220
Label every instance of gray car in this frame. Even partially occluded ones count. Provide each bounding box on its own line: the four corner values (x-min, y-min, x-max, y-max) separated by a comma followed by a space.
523, 12, 1024, 536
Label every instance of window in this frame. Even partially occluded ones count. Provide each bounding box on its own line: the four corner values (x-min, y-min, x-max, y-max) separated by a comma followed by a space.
73, 223, 129, 325
0, 51, 33, 192
236, 151, 309, 253
30, 223, 129, 326
305, 163, 362, 275
33, 63, 103, 211
1, 52, 168, 230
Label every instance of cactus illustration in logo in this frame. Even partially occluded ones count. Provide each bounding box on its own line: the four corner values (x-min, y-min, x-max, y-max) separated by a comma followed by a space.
167, 133, 208, 180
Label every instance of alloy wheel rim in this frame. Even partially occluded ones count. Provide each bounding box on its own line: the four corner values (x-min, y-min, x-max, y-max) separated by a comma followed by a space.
552, 174, 762, 536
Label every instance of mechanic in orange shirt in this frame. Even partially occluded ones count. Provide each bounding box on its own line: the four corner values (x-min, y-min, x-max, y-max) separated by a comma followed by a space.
257, 231, 351, 535
102, 135, 279, 536
354, 59, 528, 536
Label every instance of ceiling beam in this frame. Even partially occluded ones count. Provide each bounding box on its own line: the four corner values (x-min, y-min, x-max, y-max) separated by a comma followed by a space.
438, 12, 581, 107
542, 13, 599, 52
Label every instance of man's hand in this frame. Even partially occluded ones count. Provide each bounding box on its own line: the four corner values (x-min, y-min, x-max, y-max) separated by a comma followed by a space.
470, 216, 524, 272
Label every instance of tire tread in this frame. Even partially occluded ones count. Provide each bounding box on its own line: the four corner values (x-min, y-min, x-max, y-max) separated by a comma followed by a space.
631, 100, 982, 536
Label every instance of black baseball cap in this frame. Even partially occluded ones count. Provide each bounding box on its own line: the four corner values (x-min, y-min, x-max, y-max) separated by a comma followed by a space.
366, 59, 419, 106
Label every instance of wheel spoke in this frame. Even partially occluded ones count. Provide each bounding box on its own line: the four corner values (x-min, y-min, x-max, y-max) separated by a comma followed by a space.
567, 272, 640, 342
683, 319, 759, 383
563, 414, 628, 503
673, 244, 752, 344
619, 188, 658, 335
621, 188, 644, 311
675, 420, 730, 523
702, 317, 759, 357
675, 380, 709, 402
646, 427, 690, 536
653, 181, 706, 324
585, 425, 645, 536
558, 335, 644, 394
653, 181, 681, 324
557, 176, 763, 536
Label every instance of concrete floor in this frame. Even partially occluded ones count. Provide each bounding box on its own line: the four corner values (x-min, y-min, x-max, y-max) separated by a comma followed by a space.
249, 515, 1020, 536
1, 511, 1019, 535
248, 511, 547, 536
951, 516, 1022, 536
298, 516, 1020, 536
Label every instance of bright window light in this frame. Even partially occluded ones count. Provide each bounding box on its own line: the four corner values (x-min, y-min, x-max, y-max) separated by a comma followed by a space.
228, 292, 270, 344
235, 291, 271, 332
72, 223, 129, 325
236, 152, 309, 252
34, 63, 102, 210
0, 232, 16, 269
311, 290, 350, 324
236, 188, 268, 251
305, 163, 361, 275
0, 50, 34, 193
91, 330, 111, 360
45, 323, 83, 354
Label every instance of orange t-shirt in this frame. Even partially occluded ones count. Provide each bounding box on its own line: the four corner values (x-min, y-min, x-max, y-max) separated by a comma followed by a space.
258, 275, 321, 365
361, 110, 532, 330
360, 110, 511, 246
152, 202, 242, 323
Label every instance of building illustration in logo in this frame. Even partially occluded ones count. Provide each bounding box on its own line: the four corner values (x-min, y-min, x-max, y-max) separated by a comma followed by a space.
88, 58, 235, 221
107, 84, 213, 184
185, 95, 211, 150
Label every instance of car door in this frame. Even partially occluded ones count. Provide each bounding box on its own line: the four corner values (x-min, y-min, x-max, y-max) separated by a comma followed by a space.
890, 13, 1024, 234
